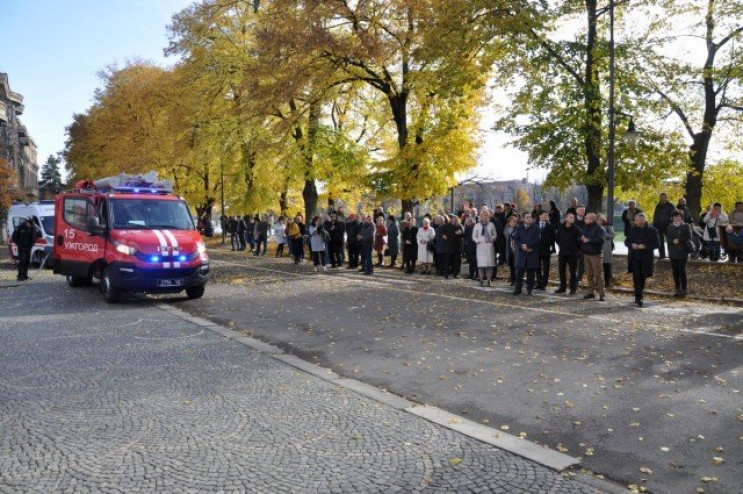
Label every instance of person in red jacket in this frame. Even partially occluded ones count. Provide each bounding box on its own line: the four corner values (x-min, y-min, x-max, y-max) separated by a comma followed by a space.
374, 216, 387, 267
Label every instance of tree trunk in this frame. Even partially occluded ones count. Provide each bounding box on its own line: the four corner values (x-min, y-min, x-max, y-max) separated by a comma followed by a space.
585, 184, 603, 214
583, 0, 604, 215
389, 92, 418, 210
401, 199, 415, 216
243, 142, 256, 191
685, 132, 711, 221
197, 199, 214, 222
301, 102, 320, 221
684, 3, 720, 223
302, 180, 318, 221
279, 178, 290, 217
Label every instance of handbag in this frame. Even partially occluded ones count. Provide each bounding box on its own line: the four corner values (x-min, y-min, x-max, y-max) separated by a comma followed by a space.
685, 240, 695, 254
426, 242, 435, 252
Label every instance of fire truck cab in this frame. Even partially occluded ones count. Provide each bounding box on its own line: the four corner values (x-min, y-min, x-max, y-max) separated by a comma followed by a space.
52, 173, 209, 303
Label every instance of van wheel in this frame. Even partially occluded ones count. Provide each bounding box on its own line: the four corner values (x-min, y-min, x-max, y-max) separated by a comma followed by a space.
66, 275, 88, 287
100, 267, 120, 303
185, 284, 205, 300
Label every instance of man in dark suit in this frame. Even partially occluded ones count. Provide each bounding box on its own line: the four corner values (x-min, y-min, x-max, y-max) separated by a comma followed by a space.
512, 213, 540, 295
345, 214, 361, 269
535, 211, 556, 290
625, 213, 659, 307
555, 212, 582, 295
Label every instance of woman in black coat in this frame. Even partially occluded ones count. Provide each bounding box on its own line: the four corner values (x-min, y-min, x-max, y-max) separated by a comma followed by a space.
401, 220, 419, 274
624, 213, 659, 307
440, 216, 464, 279
666, 211, 692, 297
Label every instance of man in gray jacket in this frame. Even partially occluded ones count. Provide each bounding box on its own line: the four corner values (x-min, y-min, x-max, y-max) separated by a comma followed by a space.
358, 214, 376, 275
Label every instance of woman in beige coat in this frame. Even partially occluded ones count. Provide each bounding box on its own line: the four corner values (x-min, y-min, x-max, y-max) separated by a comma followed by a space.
472, 212, 497, 286
416, 218, 436, 274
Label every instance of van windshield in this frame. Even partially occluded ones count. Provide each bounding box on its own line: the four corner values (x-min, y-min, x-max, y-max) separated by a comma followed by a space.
111, 199, 195, 230
40, 216, 54, 235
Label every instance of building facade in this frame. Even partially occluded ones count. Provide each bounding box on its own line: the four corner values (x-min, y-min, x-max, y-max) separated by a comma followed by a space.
0, 73, 39, 201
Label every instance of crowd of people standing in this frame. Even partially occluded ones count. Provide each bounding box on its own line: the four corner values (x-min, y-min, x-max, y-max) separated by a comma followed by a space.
224, 194, 743, 307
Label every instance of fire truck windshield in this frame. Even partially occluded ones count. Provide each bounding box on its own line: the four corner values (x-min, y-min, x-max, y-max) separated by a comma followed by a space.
110, 199, 195, 230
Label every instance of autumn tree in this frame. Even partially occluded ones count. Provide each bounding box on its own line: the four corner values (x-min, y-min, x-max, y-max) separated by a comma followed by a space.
64, 61, 224, 218
0, 157, 22, 225
64, 62, 174, 180
628, 0, 743, 219
263, 0, 496, 214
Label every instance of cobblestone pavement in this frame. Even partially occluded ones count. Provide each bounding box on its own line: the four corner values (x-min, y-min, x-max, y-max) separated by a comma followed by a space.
0, 278, 602, 493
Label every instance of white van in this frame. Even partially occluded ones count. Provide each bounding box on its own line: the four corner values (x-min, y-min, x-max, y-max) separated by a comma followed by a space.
6, 201, 55, 267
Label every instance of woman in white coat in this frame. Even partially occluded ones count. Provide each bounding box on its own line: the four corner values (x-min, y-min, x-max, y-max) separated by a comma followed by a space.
472, 211, 497, 286
416, 217, 436, 274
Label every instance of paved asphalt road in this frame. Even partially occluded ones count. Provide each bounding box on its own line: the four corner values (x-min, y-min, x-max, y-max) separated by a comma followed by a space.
178, 250, 742, 494
0, 274, 601, 493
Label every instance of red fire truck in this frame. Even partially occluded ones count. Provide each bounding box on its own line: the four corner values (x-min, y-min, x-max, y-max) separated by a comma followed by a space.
52, 173, 209, 302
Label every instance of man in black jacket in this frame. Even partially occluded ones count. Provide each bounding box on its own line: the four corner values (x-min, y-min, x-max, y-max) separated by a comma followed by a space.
401, 219, 418, 274
254, 215, 270, 256
625, 213, 659, 307
229, 215, 239, 250
236, 215, 247, 251
535, 211, 556, 290
580, 213, 607, 301
358, 215, 376, 275
653, 193, 676, 259
328, 212, 346, 268
12, 218, 39, 281
440, 215, 464, 279
345, 214, 361, 269
555, 212, 582, 295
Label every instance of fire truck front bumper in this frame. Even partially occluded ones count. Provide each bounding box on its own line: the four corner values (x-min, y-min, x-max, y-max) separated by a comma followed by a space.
107, 261, 210, 293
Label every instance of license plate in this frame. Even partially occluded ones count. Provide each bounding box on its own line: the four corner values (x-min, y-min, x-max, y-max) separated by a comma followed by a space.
157, 279, 183, 287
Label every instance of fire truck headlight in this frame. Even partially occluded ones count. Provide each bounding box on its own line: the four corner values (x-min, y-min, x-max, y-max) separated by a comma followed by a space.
115, 244, 137, 256
196, 241, 207, 255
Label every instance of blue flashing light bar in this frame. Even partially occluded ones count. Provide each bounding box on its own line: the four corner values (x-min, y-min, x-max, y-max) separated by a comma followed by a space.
150, 256, 160, 263
179, 255, 187, 262
112, 186, 170, 195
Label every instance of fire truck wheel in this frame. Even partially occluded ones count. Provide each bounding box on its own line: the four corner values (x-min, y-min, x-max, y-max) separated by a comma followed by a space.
66, 275, 88, 287
185, 284, 205, 300
100, 267, 120, 303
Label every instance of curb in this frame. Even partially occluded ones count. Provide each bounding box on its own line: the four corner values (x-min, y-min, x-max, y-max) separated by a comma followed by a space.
153, 302, 588, 475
